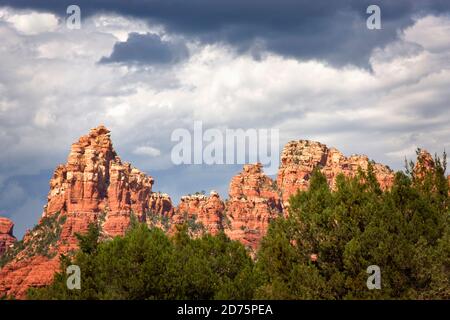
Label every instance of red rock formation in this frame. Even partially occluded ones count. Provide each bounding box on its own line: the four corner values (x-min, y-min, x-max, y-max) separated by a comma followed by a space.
0, 125, 155, 298
277, 140, 395, 207
169, 164, 282, 250
0, 217, 16, 256
58, 212, 102, 253
148, 192, 174, 217
172, 191, 225, 235
44, 126, 154, 231
224, 164, 282, 251
0, 256, 60, 299
1, 127, 442, 299
413, 150, 450, 195
146, 192, 174, 231
323, 148, 394, 191
413, 149, 435, 179
41, 126, 155, 245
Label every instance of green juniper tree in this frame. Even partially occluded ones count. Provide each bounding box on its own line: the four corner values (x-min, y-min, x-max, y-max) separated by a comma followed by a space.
256, 154, 449, 299
28, 223, 258, 300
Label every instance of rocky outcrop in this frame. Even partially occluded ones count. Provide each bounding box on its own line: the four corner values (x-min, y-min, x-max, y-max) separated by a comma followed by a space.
0, 125, 156, 299
170, 163, 283, 251
44, 126, 154, 232
0, 255, 60, 298
0, 217, 16, 256
0, 211, 67, 298
148, 193, 174, 217
413, 149, 435, 179
41, 125, 156, 249
224, 164, 282, 251
413, 150, 450, 195
277, 140, 395, 207
172, 191, 225, 236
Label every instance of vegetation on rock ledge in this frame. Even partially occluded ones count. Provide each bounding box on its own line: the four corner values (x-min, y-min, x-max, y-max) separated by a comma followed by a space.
0, 212, 66, 268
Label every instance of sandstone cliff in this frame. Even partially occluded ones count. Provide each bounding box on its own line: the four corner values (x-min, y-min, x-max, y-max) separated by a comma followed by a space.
277, 140, 395, 207
224, 164, 282, 251
171, 191, 225, 236
44, 126, 155, 242
0, 126, 156, 298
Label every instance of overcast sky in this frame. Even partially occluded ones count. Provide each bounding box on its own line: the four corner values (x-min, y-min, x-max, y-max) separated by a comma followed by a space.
0, 1, 449, 238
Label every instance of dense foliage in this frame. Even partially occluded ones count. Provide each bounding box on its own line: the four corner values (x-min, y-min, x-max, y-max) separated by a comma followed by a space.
28, 223, 259, 300
256, 154, 449, 299
28, 152, 449, 300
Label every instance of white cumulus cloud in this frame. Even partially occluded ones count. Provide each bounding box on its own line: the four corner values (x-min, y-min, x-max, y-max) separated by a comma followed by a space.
133, 146, 161, 157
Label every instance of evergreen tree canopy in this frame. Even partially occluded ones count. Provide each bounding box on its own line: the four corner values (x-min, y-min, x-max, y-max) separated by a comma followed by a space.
256, 155, 449, 299
28, 224, 258, 300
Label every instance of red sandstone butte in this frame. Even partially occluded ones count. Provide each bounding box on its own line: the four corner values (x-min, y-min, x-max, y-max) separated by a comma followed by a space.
0, 217, 16, 256
276, 140, 395, 208
0, 125, 156, 298
44, 125, 154, 239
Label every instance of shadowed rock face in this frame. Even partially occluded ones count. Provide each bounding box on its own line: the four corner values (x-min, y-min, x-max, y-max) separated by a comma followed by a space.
0, 217, 16, 256
148, 193, 174, 217
0, 127, 437, 299
412, 150, 450, 195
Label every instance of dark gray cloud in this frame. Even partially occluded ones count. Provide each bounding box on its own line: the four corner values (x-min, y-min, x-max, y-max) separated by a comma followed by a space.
2, 0, 450, 66
0, 171, 50, 237
99, 32, 189, 65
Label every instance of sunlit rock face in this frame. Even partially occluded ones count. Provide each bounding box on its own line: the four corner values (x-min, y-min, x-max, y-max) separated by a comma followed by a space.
224, 164, 282, 251
1, 126, 155, 299
44, 125, 154, 239
277, 140, 395, 208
